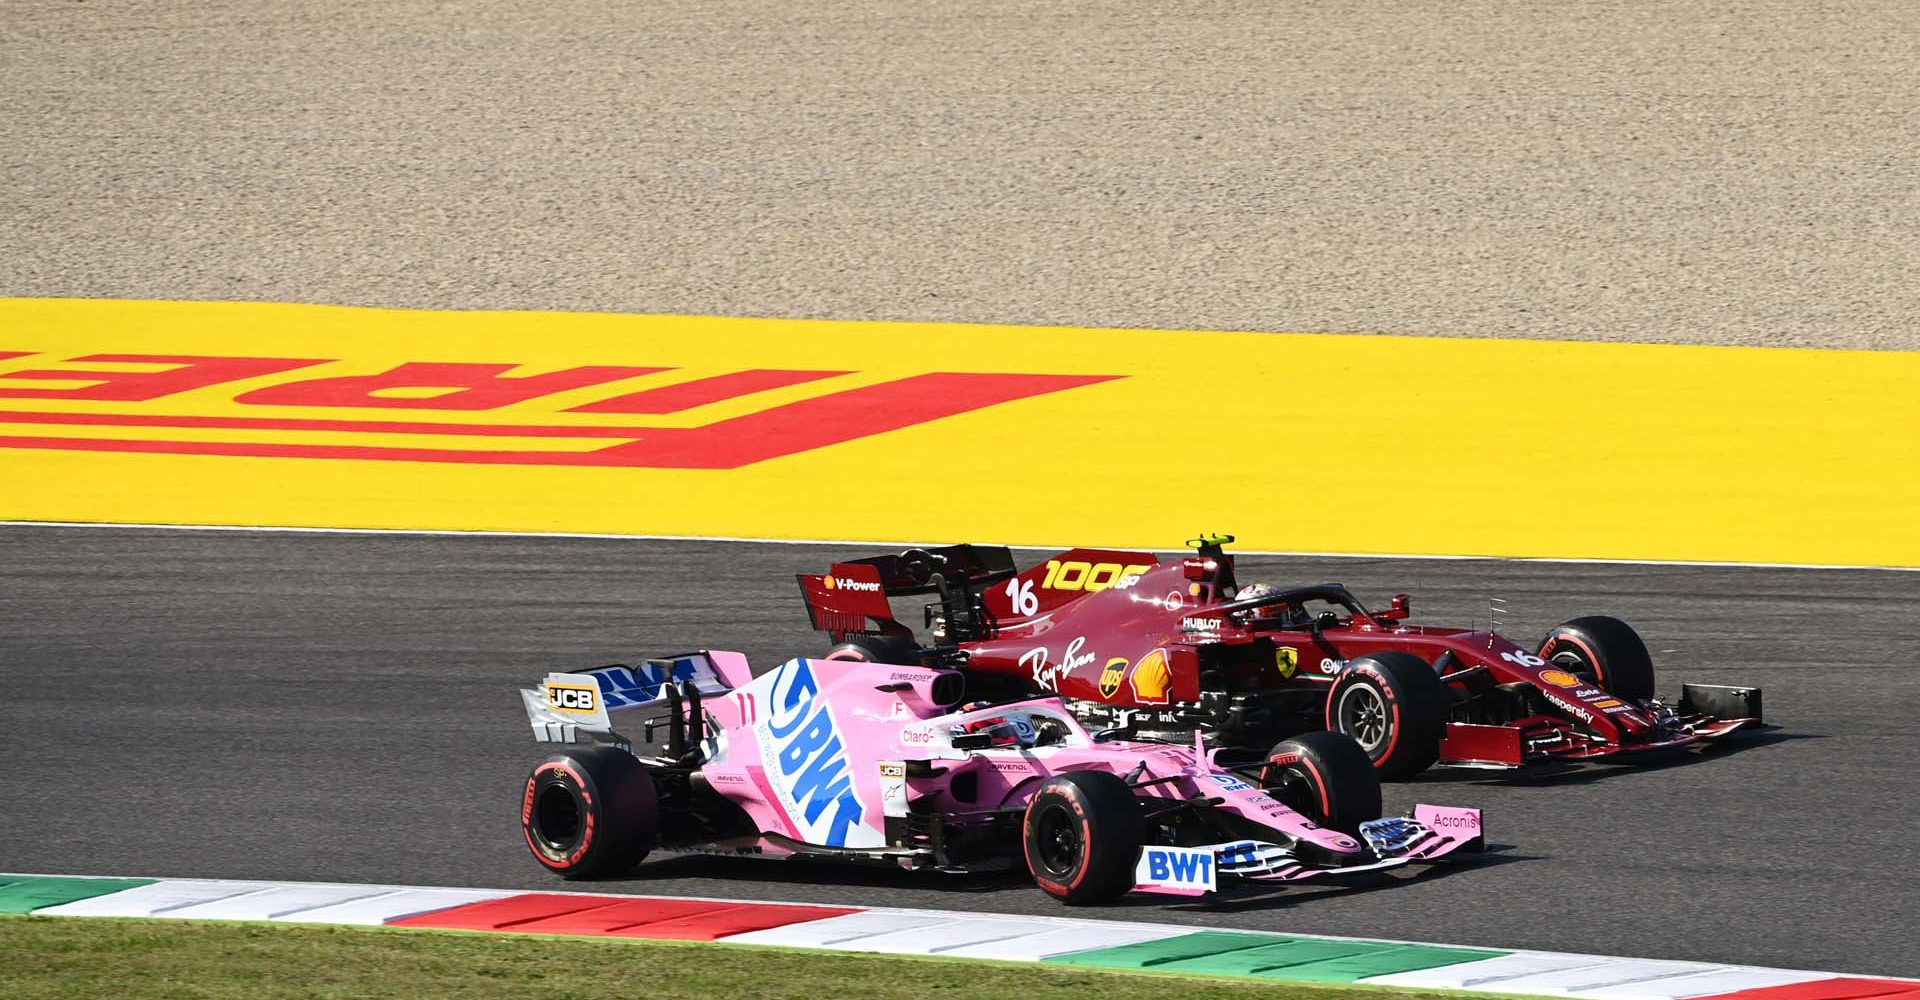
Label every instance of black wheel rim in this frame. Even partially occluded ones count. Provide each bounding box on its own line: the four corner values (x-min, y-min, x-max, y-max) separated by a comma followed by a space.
1551, 651, 1599, 686
1033, 802, 1082, 878
1336, 685, 1389, 752
1266, 768, 1324, 824
532, 782, 583, 853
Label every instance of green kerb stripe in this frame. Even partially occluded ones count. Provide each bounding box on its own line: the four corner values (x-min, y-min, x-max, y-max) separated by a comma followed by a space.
1043, 930, 1506, 983
0, 875, 156, 914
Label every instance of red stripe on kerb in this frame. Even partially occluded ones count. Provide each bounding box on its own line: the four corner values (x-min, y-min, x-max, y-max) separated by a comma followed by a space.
1691, 979, 1920, 1000
387, 892, 857, 940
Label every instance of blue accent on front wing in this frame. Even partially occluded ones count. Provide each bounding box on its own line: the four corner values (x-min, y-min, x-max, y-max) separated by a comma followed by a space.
1359, 817, 1425, 855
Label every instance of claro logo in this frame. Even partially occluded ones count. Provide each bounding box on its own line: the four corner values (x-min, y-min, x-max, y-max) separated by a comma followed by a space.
0, 351, 1118, 469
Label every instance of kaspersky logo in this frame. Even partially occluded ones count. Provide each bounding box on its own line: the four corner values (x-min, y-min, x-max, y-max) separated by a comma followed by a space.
0, 351, 1117, 470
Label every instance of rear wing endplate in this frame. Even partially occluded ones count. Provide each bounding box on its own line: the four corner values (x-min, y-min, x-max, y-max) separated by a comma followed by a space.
520, 651, 744, 744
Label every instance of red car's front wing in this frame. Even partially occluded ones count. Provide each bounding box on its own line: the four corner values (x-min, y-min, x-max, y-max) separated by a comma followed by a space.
1436, 710, 1762, 768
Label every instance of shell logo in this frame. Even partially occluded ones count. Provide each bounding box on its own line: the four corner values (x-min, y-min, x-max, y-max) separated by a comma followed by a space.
1129, 647, 1172, 704
823, 576, 837, 590
1539, 669, 1583, 689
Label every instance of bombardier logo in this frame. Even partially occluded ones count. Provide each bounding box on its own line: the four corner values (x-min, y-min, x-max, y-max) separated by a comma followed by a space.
0, 349, 1118, 469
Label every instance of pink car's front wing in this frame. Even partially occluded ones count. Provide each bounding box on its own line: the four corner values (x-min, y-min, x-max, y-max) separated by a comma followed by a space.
1132, 803, 1482, 896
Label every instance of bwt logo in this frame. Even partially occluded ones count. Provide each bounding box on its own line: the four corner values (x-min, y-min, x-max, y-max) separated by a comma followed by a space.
1137, 846, 1216, 893
759, 659, 872, 849
0, 350, 1119, 469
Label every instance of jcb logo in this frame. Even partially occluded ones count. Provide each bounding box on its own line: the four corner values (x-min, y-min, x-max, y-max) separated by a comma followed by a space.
546, 684, 598, 714
1040, 560, 1152, 593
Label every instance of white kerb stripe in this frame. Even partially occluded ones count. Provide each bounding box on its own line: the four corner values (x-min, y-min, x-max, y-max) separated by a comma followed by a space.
809, 917, 1071, 956
156, 884, 398, 921
934, 922, 1194, 961
35, 880, 278, 917
720, 911, 950, 948
292, 888, 519, 926
1577, 967, 1843, 1000
1453, 958, 1735, 997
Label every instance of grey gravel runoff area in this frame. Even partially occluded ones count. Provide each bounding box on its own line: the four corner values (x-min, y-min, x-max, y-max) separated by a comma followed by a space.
2, 525, 1916, 976
3, 1, 1918, 349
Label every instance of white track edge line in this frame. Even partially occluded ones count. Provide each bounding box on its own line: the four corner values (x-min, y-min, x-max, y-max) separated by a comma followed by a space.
2, 520, 1913, 573
9, 873, 1918, 984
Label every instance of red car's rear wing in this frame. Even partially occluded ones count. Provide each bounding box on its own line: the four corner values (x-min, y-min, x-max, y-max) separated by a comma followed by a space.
797, 544, 1018, 640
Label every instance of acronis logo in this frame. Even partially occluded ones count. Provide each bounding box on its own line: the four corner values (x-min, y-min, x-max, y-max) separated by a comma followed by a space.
758, 659, 877, 849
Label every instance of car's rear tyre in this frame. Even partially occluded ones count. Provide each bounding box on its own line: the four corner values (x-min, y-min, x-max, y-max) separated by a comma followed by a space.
522, 746, 657, 879
1324, 652, 1449, 780
1538, 616, 1655, 701
1257, 730, 1382, 834
1023, 770, 1144, 904
823, 634, 924, 666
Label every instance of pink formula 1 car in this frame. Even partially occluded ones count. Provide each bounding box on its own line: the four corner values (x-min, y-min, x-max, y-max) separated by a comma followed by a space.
517, 651, 1482, 904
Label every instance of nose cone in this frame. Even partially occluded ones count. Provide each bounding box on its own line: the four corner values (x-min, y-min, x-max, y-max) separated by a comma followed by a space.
1297, 824, 1364, 855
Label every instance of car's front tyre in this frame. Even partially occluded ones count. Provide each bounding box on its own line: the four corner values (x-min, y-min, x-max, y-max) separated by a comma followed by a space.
1258, 730, 1382, 834
1538, 616, 1656, 701
1022, 771, 1144, 904
1324, 652, 1449, 780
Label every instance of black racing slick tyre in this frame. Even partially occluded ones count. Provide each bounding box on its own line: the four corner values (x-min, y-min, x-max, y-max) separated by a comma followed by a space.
823, 634, 924, 666
521, 746, 657, 879
1023, 771, 1145, 905
1538, 616, 1655, 701
1258, 730, 1383, 835
1324, 652, 1449, 780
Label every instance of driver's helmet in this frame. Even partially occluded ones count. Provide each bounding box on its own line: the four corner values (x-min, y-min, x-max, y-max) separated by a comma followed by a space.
1236, 582, 1291, 619
958, 713, 1037, 748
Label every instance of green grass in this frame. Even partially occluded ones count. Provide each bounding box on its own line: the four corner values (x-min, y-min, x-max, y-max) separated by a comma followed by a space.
0, 915, 1468, 1000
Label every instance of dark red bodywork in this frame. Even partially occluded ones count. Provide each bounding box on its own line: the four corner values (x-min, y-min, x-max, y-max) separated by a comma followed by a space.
798, 541, 1761, 769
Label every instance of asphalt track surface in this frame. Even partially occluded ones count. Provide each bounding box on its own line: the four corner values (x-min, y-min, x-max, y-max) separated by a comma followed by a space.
5, 1, 1919, 350
2, 524, 1915, 975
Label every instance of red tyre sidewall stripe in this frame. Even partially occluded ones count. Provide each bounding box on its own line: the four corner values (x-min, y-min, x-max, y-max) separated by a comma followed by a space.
1296, 756, 1333, 818
1064, 796, 1091, 891
1542, 632, 1611, 691
1328, 664, 1402, 766
526, 761, 595, 869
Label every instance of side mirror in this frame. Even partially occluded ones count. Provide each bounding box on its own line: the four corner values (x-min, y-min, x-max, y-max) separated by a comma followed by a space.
1377, 594, 1413, 622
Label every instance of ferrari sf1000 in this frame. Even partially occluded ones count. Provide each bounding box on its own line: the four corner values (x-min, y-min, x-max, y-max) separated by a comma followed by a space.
799, 536, 1764, 778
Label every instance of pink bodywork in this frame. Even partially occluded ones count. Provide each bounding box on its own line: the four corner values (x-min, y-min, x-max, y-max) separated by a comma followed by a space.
661, 653, 1479, 882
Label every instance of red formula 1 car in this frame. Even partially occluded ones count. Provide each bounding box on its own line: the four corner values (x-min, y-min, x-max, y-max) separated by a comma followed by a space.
799, 535, 1763, 778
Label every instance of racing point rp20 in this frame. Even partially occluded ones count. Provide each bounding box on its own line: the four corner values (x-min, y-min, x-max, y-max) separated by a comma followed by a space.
517, 652, 1482, 903
798, 535, 1764, 779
